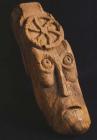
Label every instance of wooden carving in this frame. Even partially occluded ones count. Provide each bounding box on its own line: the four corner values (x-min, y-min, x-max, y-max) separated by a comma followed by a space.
11, 2, 91, 134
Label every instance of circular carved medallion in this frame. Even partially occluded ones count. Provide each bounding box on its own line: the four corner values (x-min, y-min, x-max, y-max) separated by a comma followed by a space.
25, 14, 64, 49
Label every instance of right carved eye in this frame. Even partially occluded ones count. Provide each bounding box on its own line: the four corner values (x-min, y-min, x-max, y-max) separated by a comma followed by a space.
41, 58, 53, 69
62, 53, 74, 69
63, 53, 73, 65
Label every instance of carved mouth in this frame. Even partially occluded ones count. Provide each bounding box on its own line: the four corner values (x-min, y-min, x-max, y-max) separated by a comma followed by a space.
67, 106, 82, 110
62, 105, 82, 117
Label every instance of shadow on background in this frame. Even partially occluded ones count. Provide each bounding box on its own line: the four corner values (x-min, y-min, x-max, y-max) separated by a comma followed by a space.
0, 0, 97, 140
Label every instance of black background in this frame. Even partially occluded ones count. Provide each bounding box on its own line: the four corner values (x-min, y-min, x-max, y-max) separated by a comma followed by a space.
0, 0, 97, 140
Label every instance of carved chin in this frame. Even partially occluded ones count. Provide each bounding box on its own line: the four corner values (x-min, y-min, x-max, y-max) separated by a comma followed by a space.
48, 104, 91, 135
52, 95, 91, 134
61, 107, 91, 134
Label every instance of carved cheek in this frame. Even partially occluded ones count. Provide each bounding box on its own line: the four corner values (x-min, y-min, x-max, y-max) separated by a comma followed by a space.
39, 72, 55, 87
63, 68, 78, 82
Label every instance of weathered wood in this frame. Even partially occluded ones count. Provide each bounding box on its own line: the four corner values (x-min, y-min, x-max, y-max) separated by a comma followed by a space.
11, 2, 91, 135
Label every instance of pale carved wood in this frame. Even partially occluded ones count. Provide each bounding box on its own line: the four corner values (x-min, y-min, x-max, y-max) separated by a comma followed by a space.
11, 2, 91, 135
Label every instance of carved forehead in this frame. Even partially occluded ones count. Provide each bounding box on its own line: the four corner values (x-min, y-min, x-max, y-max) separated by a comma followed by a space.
31, 40, 73, 61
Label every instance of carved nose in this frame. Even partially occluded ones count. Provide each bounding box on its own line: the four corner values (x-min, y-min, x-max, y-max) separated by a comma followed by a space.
56, 68, 70, 97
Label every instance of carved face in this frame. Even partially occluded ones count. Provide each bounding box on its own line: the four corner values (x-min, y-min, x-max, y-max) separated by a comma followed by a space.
24, 14, 90, 134
11, 2, 91, 134
29, 40, 91, 134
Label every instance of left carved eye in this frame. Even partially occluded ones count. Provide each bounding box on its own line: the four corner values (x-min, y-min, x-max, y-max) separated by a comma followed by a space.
63, 53, 73, 66
41, 58, 53, 69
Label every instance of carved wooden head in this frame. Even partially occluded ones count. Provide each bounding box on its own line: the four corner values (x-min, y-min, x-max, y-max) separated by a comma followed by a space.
11, 2, 91, 134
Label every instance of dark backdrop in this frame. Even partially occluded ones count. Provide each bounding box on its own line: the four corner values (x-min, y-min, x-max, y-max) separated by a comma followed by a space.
0, 0, 96, 140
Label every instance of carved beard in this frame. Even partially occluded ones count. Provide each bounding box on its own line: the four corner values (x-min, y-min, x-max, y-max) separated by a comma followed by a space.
11, 2, 91, 135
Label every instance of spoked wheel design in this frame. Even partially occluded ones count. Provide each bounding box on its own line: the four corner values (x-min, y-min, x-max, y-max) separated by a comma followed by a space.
25, 14, 64, 49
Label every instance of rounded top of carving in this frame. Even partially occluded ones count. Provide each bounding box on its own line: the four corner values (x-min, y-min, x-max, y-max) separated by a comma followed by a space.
25, 13, 64, 49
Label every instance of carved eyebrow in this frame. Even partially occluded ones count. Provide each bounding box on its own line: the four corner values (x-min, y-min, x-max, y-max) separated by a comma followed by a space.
56, 41, 67, 57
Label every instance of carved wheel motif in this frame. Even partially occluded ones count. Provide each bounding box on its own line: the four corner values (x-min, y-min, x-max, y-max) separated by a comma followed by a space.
25, 14, 64, 49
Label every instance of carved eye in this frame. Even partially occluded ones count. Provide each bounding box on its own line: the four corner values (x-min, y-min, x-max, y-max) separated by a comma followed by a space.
63, 53, 74, 68
41, 58, 53, 69
63, 53, 73, 65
